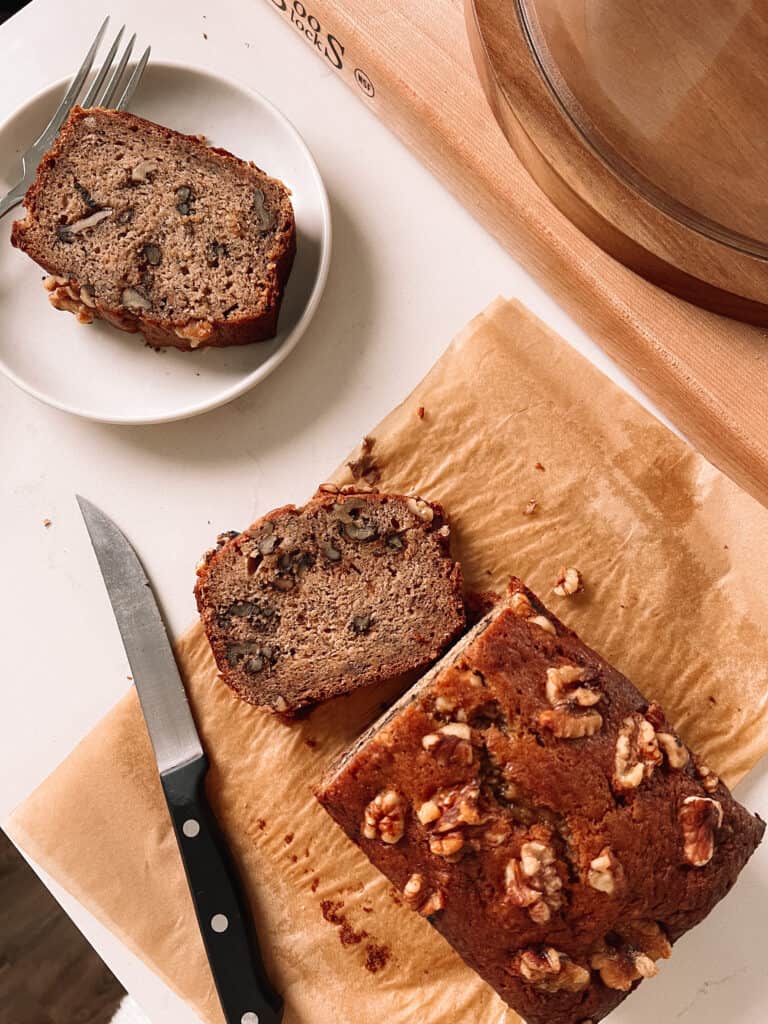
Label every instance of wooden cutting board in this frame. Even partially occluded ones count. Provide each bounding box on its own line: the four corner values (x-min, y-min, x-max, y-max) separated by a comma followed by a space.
263, 0, 768, 509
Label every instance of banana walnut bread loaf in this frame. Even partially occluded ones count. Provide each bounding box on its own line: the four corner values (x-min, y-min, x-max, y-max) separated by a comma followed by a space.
195, 487, 465, 716
316, 579, 765, 1024
11, 107, 295, 350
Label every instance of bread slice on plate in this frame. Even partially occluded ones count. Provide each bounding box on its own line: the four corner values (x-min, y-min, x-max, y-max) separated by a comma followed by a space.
11, 106, 296, 350
195, 487, 466, 716
316, 579, 765, 1024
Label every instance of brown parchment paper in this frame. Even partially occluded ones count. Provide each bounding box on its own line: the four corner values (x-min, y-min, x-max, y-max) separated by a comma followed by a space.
6, 298, 768, 1024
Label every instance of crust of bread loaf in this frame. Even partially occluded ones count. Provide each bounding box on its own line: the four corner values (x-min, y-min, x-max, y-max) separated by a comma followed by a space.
317, 579, 765, 1024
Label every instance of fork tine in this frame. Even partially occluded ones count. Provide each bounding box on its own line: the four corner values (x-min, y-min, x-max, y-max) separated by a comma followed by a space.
98, 33, 136, 107
115, 46, 151, 111
33, 16, 110, 145
80, 25, 124, 108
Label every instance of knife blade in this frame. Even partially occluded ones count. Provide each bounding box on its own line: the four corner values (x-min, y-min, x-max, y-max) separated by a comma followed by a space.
77, 496, 283, 1024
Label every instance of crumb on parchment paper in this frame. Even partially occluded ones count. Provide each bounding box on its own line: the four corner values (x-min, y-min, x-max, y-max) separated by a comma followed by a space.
320, 899, 367, 946
347, 436, 380, 485
319, 897, 392, 971
365, 942, 391, 973
553, 566, 584, 597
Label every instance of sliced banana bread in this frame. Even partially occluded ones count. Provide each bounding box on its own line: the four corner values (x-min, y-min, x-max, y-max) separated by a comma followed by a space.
316, 580, 765, 1024
11, 106, 296, 350
195, 487, 466, 715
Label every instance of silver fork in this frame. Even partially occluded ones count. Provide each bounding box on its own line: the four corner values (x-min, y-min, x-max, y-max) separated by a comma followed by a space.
0, 16, 150, 219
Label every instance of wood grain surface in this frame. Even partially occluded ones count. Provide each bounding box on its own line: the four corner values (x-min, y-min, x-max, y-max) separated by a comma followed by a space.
263, 0, 768, 509
0, 829, 124, 1024
468, 0, 768, 323
468, 0, 768, 317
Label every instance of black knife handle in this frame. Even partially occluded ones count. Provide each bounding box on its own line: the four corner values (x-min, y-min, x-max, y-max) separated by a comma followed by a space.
161, 756, 283, 1024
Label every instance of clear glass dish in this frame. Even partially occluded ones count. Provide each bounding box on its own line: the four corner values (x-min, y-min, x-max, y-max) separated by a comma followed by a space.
516, 0, 768, 259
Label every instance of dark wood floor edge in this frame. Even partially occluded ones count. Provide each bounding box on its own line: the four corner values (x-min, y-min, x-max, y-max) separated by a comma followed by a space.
0, 828, 126, 1024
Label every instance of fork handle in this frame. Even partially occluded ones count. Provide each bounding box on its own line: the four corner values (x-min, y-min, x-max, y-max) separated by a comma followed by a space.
0, 181, 28, 220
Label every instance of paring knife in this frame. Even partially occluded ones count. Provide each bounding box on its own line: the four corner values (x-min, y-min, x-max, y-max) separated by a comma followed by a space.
77, 496, 283, 1024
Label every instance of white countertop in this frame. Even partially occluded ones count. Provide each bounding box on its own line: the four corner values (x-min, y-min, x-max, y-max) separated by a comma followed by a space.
1, 1, 765, 1022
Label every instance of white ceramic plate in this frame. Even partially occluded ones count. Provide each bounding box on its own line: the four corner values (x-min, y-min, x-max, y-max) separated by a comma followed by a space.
0, 62, 331, 424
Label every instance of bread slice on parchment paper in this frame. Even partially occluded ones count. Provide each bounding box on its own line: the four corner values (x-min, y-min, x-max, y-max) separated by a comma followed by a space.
11, 106, 295, 350
195, 486, 466, 716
